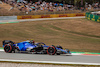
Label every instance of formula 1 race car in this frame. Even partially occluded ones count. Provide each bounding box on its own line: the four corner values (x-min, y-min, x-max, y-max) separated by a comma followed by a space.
2, 40, 71, 55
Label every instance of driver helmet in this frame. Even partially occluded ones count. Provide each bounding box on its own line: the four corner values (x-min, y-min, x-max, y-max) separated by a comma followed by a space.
56, 45, 63, 49
30, 39, 35, 44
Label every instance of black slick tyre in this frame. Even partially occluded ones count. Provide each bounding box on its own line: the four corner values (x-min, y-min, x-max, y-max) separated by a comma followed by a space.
4, 44, 13, 53
47, 46, 56, 55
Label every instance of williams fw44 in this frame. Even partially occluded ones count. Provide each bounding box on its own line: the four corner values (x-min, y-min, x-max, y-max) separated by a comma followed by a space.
3, 40, 71, 55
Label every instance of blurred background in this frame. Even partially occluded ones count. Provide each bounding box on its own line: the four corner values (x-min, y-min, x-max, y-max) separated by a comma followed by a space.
0, 0, 100, 16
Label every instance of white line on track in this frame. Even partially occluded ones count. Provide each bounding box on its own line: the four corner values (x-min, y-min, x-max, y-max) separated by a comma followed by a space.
0, 59, 100, 65
0, 49, 4, 51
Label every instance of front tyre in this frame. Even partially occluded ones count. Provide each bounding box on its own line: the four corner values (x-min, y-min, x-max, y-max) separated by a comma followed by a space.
4, 44, 13, 53
47, 46, 56, 55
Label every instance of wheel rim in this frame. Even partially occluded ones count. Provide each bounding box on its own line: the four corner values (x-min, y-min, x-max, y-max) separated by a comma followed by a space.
47, 46, 56, 55
4, 44, 12, 53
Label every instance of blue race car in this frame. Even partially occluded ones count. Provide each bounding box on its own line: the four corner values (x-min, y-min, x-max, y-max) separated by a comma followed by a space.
2, 40, 71, 55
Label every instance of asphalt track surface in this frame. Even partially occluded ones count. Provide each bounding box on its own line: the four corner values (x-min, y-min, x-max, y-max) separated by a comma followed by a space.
0, 51, 100, 65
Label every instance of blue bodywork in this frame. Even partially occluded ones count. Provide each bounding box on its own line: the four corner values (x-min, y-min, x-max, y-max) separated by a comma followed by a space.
16, 42, 36, 51
14, 41, 49, 51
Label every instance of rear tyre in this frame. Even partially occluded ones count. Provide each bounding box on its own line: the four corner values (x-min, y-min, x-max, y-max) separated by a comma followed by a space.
4, 44, 13, 53
47, 46, 56, 55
